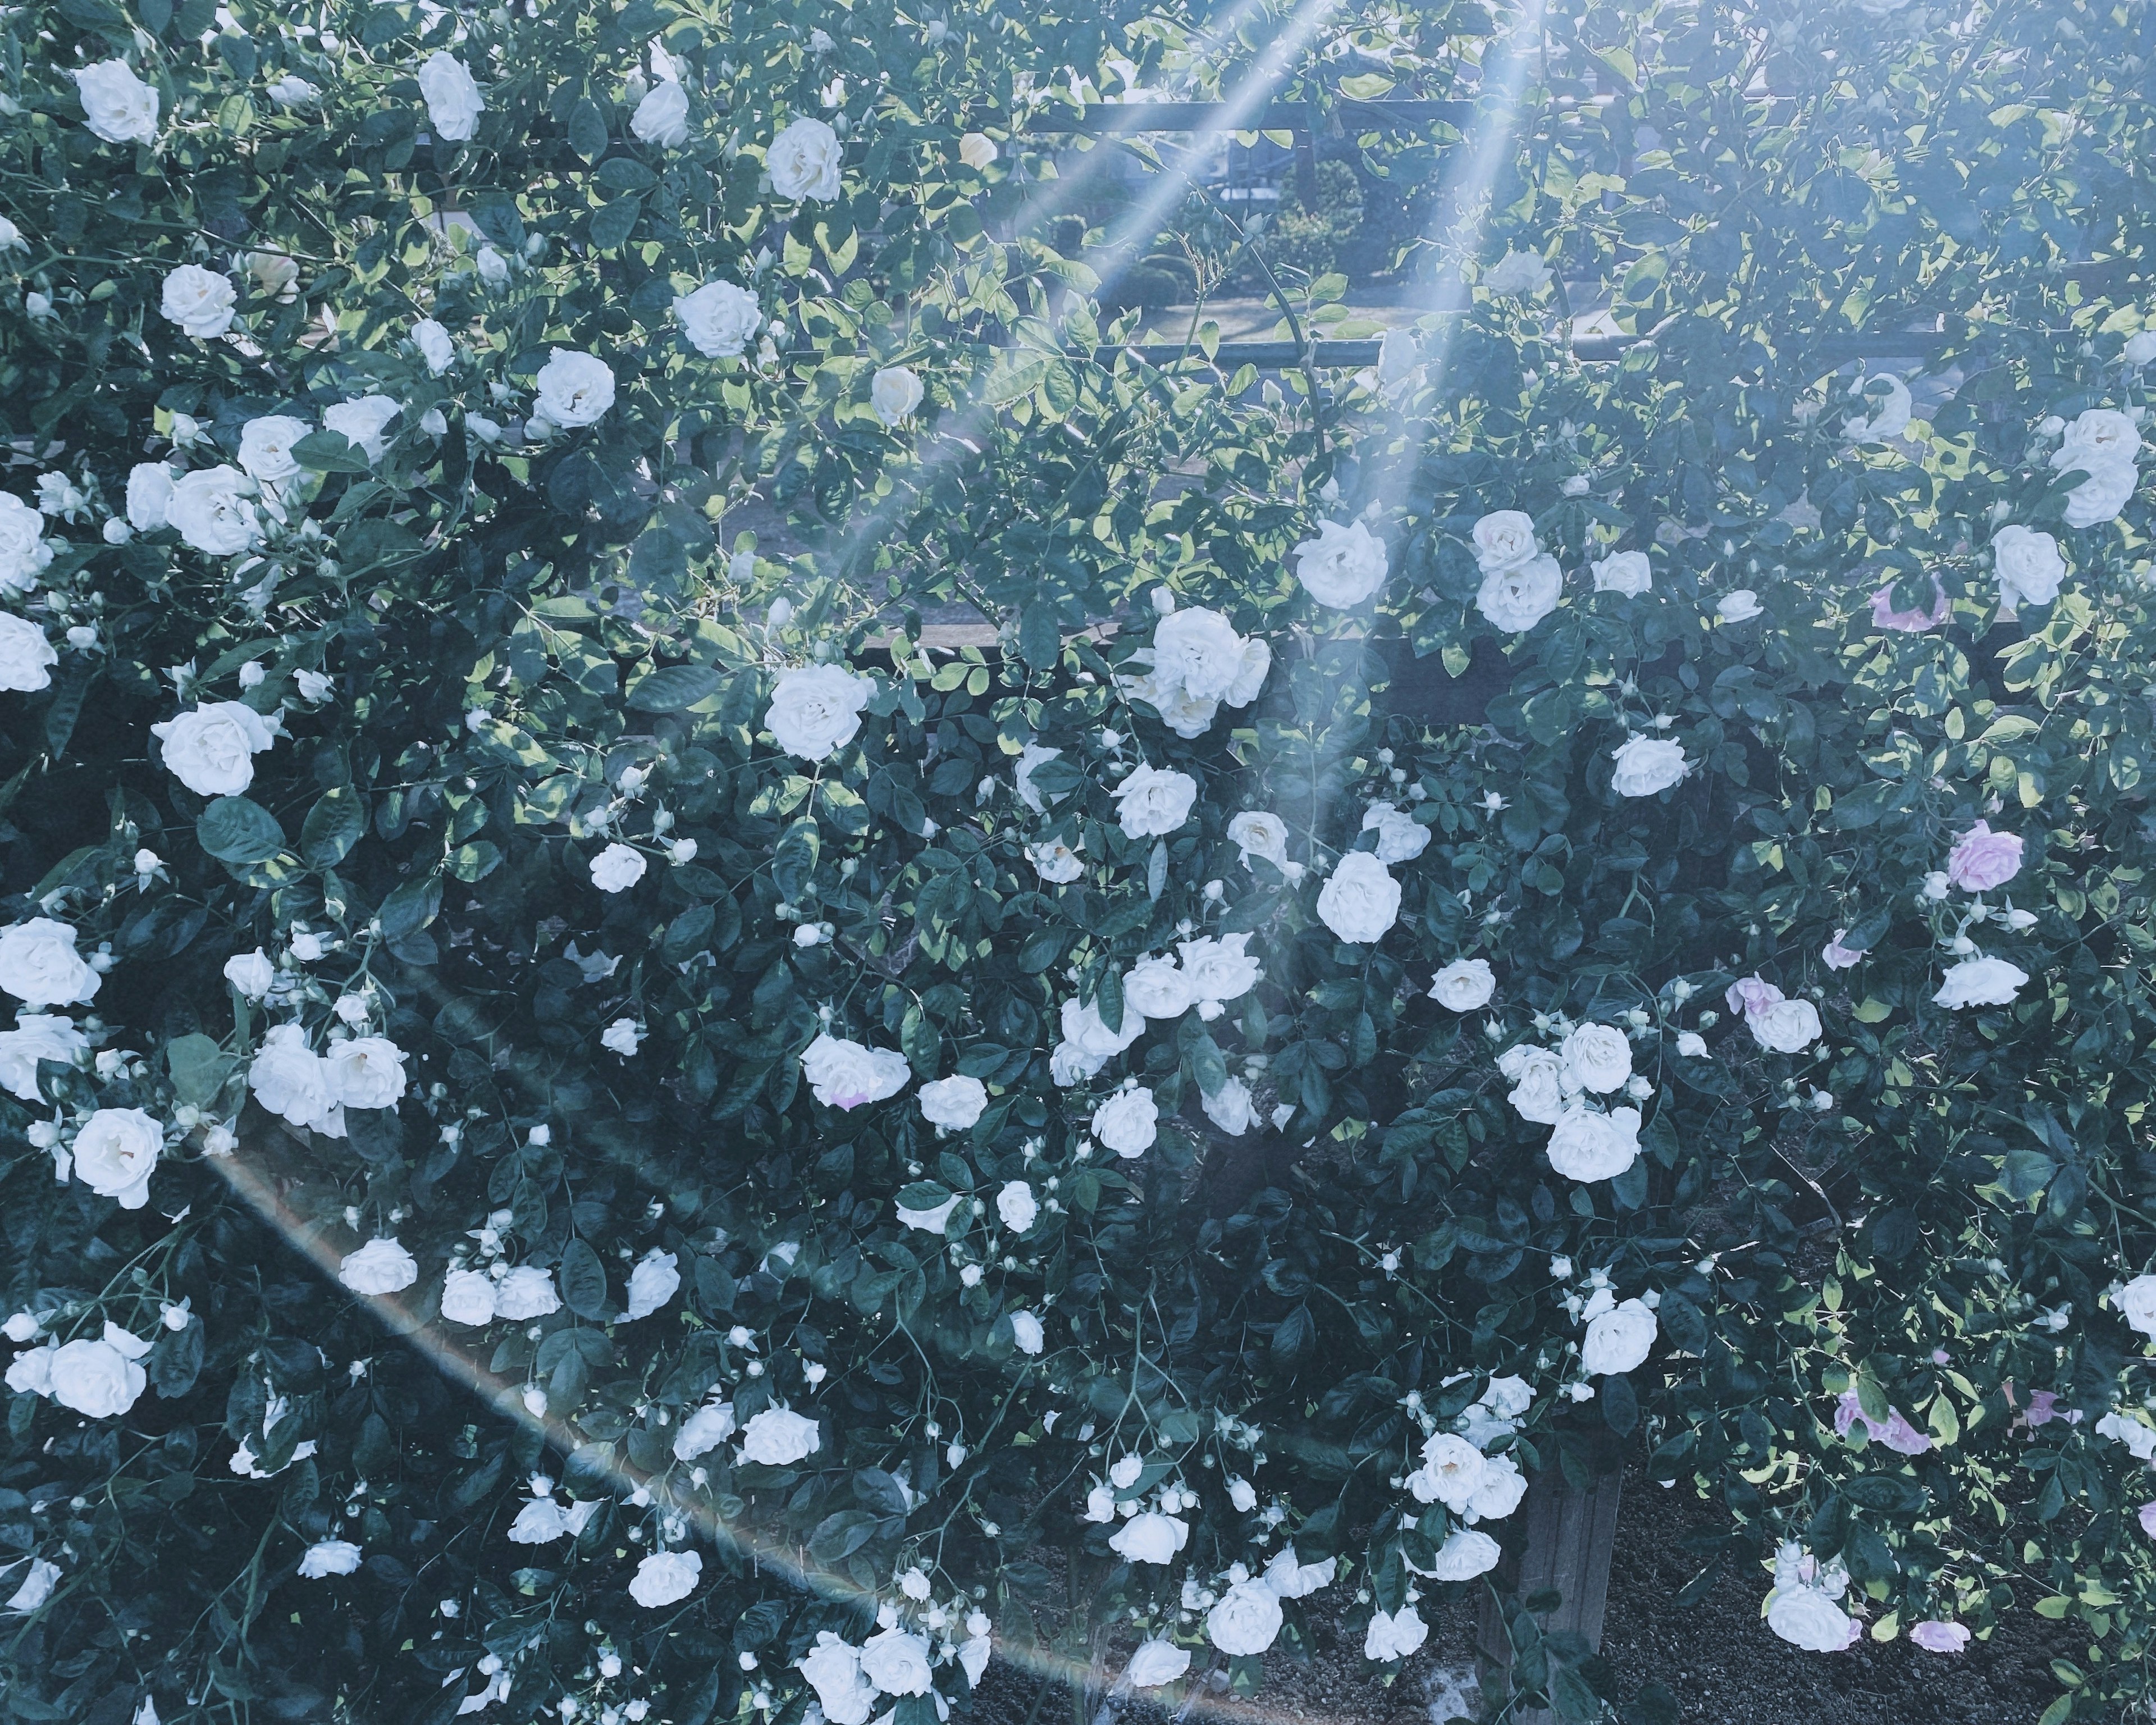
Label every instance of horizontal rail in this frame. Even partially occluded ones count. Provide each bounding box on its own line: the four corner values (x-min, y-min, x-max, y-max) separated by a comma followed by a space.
1116, 330, 1952, 368
1017, 99, 1475, 134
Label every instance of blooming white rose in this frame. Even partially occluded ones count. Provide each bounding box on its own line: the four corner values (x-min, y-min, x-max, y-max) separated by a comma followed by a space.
493, 1266, 561, 1320
1675, 1030, 1708, 1058
3, 1557, 61, 1611
801, 1636, 876, 1725
439, 1267, 499, 1326
1151, 606, 1267, 706
1292, 519, 1388, 607
1483, 248, 1552, 296
1176, 933, 1263, 1011
165, 465, 259, 556
1201, 1074, 1255, 1137
1364, 1605, 1428, 1663
223, 948, 275, 1000
2126, 331, 2156, 368
859, 1626, 934, 1697
1112, 764, 1198, 838
418, 52, 485, 142
870, 367, 925, 427
1317, 851, 1401, 944
920, 1075, 989, 1131
1609, 735, 1689, 797
673, 1399, 738, 1461
1362, 801, 1429, 864
2058, 459, 2139, 530
2056, 406, 2143, 473
1992, 524, 2066, 610
674, 281, 762, 359
152, 700, 274, 795
601, 1017, 643, 1056
1010, 1309, 1045, 1354
532, 349, 615, 430
1109, 1510, 1189, 1565
0, 919, 99, 1008
801, 1032, 911, 1109
1061, 997, 1145, 1067
1750, 997, 1822, 1052
323, 396, 400, 463
988, 1179, 1037, 1234
1028, 837, 1085, 883
738, 1404, 822, 1467
1123, 955, 1195, 1020
2116, 1275, 2156, 1337
1591, 550, 1653, 595
249, 1023, 332, 1128
1471, 509, 1540, 573
1422, 1528, 1502, 1581
1582, 1297, 1658, 1375
958, 131, 999, 170
1227, 810, 1292, 874
411, 318, 454, 376
630, 76, 689, 148
1412, 1433, 1486, 1512
0, 613, 55, 693
589, 843, 647, 894
1934, 955, 2028, 1009
1263, 1548, 1337, 1599
1476, 553, 1563, 632
1842, 371, 1912, 443
1716, 588, 1763, 623
1560, 1023, 1632, 1094
0, 495, 49, 595
1207, 1578, 1283, 1656
327, 1037, 408, 1111
1499, 1043, 1566, 1125
766, 664, 874, 760
46, 1325, 149, 1417
628, 1549, 701, 1608
339, 1238, 419, 1297
1430, 958, 1496, 1012
0, 1013, 85, 1101
1767, 1583, 1854, 1653
768, 116, 843, 200
1091, 1085, 1159, 1157
1465, 1453, 1529, 1523
296, 1539, 363, 1580
75, 60, 161, 145
125, 464, 174, 533
71, 1107, 162, 1208
160, 264, 237, 340
237, 416, 312, 484
1012, 742, 1065, 813
1546, 1103, 1642, 1183
624, 1249, 680, 1320
2098, 1409, 2156, 1459
1125, 1640, 1191, 1689
266, 75, 320, 108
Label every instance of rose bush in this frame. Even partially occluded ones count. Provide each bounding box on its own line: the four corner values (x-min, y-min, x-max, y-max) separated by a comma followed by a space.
3, 1, 2156, 1723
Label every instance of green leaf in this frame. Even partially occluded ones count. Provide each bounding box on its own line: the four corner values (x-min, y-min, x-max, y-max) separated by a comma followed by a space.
166, 1033, 230, 1108
1018, 602, 1061, 672
590, 194, 642, 250
2001, 1148, 2057, 1201
559, 1239, 610, 1320
292, 429, 373, 473
567, 97, 607, 161
301, 788, 366, 868
627, 664, 721, 711
198, 796, 286, 864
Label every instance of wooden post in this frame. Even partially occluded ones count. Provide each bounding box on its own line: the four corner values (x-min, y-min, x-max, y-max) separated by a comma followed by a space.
1474, 1465, 1623, 1725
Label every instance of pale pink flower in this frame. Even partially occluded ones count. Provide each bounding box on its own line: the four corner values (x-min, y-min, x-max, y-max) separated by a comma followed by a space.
1911, 1620, 1969, 1653
2141, 1502, 2156, 1540
1945, 821, 2022, 892
1821, 931, 1863, 970
1869, 577, 1949, 633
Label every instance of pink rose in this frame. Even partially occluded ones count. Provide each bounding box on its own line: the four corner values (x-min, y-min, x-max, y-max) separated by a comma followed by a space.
1822, 930, 1863, 970
2023, 1390, 2059, 1427
1945, 821, 2022, 892
1870, 577, 1949, 633
1910, 1621, 1969, 1653
2141, 1502, 2156, 1540
1833, 1391, 1931, 1455
1725, 976, 1783, 1020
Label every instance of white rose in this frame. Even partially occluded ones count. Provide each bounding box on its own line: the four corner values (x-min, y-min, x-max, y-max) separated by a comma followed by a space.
0, 1013, 85, 1101
3, 1346, 53, 1398
2056, 406, 2143, 472
152, 699, 274, 795
412, 318, 455, 376
2116, 1275, 2156, 1337
1110, 1510, 1189, 1565
674, 281, 762, 359
1364, 1605, 1428, 1663
1476, 553, 1563, 632
1091, 1086, 1159, 1157
235, 415, 310, 485
1582, 1297, 1657, 1375
623, 1249, 680, 1320
1750, 997, 1822, 1052
1546, 1104, 1642, 1184
1422, 1528, 1502, 1581
628, 1550, 701, 1608
323, 396, 400, 463
1609, 735, 1689, 797
766, 664, 874, 760
988, 1179, 1038, 1234
439, 1268, 499, 1326
1316, 851, 1401, 944
0, 613, 55, 693
1206, 1578, 1283, 1656
1560, 1023, 1632, 1093
673, 1400, 738, 1461
1412, 1433, 1486, 1511
1013, 742, 1064, 813
1591, 550, 1653, 595
1228, 810, 1292, 873
1112, 764, 1198, 838
1483, 249, 1552, 296
48, 1328, 150, 1417
739, 1405, 821, 1467
339, 1238, 418, 1296
1263, 1548, 1337, 1599
1500, 1044, 1566, 1125
1716, 588, 1763, 623
1123, 955, 1195, 1020
2127, 331, 2156, 368
1933, 955, 2027, 1010
1177, 933, 1263, 1007
601, 1017, 643, 1057
860, 1626, 934, 1696
1767, 1585, 1854, 1653
266, 75, 320, 108
870, 366, 925, 427
121, 464, 173, 536
2059, 459, 2139, 530
160, 264, 236, 339
1152, 606, 1266, 704
494, 1266, 561, 1320
249, 1023, 331, 1129
1, 1557, 59, 1612
418, 52, 485, 142
0, 495, 50, 595
1361, 801, 1429, 864
958, 131, 998, 170
532, 349, 615, 429
768, 116, 843, 200
921, 1075, 989, 1131
1028, 838, 1085, 883
1470, 509, 1540, 573
223, 948, 275, 1000
801, 1032, 911, 1108
1430, 958, 1495, 1011
590, 843, 647, 893
1126, 1640, 1191, 1688
327, 1037, 408, 1111
0, 919, 99, 1008
800, 1637, 875, 1725
74, 61, 159, 146
1009, 1309, 1045, 1354
1992, 524, 2066, 610
1843, 372, 1912, 443
1675, 1030, 1709, 1058
164, 466, 258, 555
630, 77, 689, 148
1201, 1075, 1255, 1137
71, 1107, 162, 1208
1291, 519, 1388, 607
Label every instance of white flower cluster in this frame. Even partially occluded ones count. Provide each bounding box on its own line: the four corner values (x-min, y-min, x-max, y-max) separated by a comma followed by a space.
1470, 509, 1563, 633
1118, 606, 1269, 739
1496, 1020, 1645, 1182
